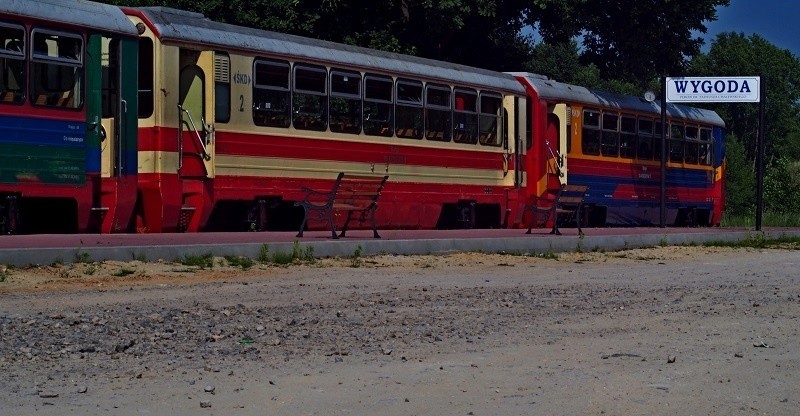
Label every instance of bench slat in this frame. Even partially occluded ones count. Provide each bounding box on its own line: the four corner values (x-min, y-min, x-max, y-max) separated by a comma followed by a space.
295, 172, 388, 239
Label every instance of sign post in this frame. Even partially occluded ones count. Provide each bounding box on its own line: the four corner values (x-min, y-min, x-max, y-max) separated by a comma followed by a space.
663, 76, 763, 229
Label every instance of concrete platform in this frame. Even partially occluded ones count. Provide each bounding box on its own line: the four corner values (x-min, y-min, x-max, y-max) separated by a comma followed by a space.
0, 226, 798, 267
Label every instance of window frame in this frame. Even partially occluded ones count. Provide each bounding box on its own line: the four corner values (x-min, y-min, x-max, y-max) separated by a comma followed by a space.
328, 68, 361, 134
363, 73, 393, 137
394, 78, 423, 139
252, 58, 291, 128
453, 87, 478, 144
30, 28, 84, 109
478, 91, 503, 147
0, 21, 26, 105
581, 108, 601, 155
424, 83, 452, 142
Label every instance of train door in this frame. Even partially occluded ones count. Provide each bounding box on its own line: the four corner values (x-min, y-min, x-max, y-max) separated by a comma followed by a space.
177, 48, 215, 179
86, 34, 138, 232
98, 37, 123, 179
175, 48, 215, 231
546, 103, 569, 186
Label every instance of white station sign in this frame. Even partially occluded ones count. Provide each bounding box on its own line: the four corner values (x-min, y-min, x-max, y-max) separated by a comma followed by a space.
666, 76, 760, 103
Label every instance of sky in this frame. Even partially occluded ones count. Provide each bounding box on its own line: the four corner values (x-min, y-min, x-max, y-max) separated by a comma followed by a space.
701, 0, 800, 57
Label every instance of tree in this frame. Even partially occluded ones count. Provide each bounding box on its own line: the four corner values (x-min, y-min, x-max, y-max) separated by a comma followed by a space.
689, 33, 800, 162
722, 135, 755, 218
532, 0, 729, 89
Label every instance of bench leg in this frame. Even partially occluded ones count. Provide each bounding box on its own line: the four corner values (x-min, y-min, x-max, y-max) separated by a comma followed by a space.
296, 207, 308, 238
550, 211, 561, 235
327, 209, 339, 239
339, 211, 354, 238
369, 208, 381, 238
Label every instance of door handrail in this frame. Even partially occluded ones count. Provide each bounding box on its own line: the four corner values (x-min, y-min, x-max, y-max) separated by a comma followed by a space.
177, 104, 212, 162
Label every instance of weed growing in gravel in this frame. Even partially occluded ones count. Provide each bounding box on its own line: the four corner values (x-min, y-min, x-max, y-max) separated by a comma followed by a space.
224, 255, 254, 270
83, 264, 97, 275
703, 232, 800, 249
113, 268, 136, 277
271, 251, 295, 265
0, 267, 8, 282
132, 252, 147, 262
260, 241, 316, 266
257, 244, 270, 263
75, 251, 92, 264
178, 252, 214, 269
350, 245, 363, 268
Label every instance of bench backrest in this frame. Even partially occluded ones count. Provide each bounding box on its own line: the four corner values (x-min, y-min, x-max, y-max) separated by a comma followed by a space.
556, 184, 588, 207
332, 173, 389, 208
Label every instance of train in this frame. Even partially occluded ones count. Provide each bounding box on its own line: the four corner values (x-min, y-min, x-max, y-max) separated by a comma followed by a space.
0, 0, 725, 235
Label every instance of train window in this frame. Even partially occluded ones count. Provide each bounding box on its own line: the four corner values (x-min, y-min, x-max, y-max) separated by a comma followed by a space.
699, 128, 712, 165
619, 115, 636, 159
582, 109, 600, 155
601, 113, 619, 157
479, 92, 502, 146
329, 69, 361, 134
669, 122, 684, 163
637, 118, 653, 160
525, 96, 533, 150
395, 79, 423, 139
425, 84, 451, 141
293, 64, 327, 131
363, 74, 392, 137
253, 59, 290, 128
214, 53, 230, 123
30, 30, 83, 109
101, 38, 120, 118
0, 23, 25, 104
653, 121, 664, 160
453, 88, 478, 144
684, 126, 699, 164
137, 38, 154, 118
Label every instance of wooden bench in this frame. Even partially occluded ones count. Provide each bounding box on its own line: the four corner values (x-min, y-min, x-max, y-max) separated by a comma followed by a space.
295, 172, 389, 239
525, 184, 589, 236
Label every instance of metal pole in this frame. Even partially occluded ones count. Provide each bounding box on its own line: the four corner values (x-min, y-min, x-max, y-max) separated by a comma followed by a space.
755, 76, 766, 231
660, 77, 667, 228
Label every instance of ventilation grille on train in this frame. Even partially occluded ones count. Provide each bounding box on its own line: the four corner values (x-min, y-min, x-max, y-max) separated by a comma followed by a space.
214, 54, 230, 83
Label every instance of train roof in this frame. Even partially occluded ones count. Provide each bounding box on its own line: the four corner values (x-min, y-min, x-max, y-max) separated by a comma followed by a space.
129, 7, 526, 95
0, 0, 138, 37
509, 73, 726, 128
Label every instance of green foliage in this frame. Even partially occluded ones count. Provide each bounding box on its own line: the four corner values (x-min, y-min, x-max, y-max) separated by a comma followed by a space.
261, 241, 315, 265
763, 157, 800, 214
724, 135, 755, 217
533, 0, 729, 87
689, 32, 800, 162
257, 244, 270, 264
178, 252, 214, 269
0, 268, 8, 282
350, 244, 363, 268
703, 233, 800, 249
74, 251, 92, 264
224, 255, 254, 270
113, 268, 137, 277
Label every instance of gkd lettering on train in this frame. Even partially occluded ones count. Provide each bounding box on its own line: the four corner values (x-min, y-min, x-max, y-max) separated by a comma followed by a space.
666, 76, 760, 103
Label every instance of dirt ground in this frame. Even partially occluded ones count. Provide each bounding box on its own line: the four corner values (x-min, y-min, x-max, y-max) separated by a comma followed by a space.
1, 246, 799, 415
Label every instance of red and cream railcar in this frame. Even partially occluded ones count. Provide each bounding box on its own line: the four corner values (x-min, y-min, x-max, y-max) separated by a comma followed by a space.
124, 7, 528, 233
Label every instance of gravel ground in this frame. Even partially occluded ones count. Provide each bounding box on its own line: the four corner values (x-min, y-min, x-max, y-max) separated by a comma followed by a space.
1, 246, 799, 415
